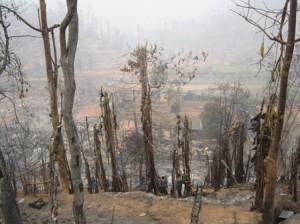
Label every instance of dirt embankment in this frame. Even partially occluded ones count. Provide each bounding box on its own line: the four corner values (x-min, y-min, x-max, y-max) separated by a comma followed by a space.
19, 186, 260, 224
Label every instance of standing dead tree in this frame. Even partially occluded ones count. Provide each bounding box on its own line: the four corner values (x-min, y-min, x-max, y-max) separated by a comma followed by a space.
82, 118, 93, 193
93, 124, 108, 192
171, 116, 183, 196
0, 4, 29, 102
233, 122, 246, 184
82, 150, 92, 194
49, 125, 62, 224
0, 1, 73, 194
140, 84, 158, 194
289, 137, 300, 202
122, 128, 145, 190
221, 126, 233, 188
190, 186, 203, 224
122, 45, 159, 194
182, 115, 192, 196
171, 145, 180, 196
221, 118, 244, 188
0, 149, 23, 223
121, 43, 201, 195
39, 0, 72, 193
250, 95, 276, 211
111, 95, 129, 192
102, 92, 122, 192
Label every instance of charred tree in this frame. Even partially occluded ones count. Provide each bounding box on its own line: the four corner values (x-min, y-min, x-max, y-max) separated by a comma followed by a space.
132, 89, 145, 189
111, 95, 129, 192
49, 126, 62, 224
234, 123, 245, 184
0, 149, 23, 224
176, 116, 183, 175
190, 186, 203, 224
171, 146, 180, 196
141, 86, 158, 194
102, 92, 122, 192
39, 0, 71, 194
211, 147, 222, 191
82, 150, 92, 194
289, 138, 300, 202
137, 46, 158, 195
251, 101, 265, 210
121, 44, 201, 195
83, 118, 94, 193
93, 124, 108, 192
220, 117, 244, 188
183, 115, 192, 196
221, 128, 233, 188
250, 96, 276, 211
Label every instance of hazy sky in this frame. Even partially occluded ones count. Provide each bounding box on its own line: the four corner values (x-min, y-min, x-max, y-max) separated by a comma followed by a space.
18, 0, 279, 68
26, 0, 234, 33
80, 0, 233, 30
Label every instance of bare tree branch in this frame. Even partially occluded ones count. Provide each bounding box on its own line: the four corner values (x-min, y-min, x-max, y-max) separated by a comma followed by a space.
0, 4, 41, 32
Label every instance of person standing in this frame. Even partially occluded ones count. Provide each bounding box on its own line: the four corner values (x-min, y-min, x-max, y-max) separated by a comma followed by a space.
91, 177, 97, 193
176, 174, 184, 197
160, 176, 168, 195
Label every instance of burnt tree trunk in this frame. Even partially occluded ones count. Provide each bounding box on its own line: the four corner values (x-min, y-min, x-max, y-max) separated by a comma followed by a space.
183, 115, 192, 196
190, 186, 202, 224
39, 0, 71, 194
176, 116, 182, 176
132, 89, 145, 189
93, 124, 108, 192
289, 138, 300, 202
82, 151, 92, 194
171, 146, 178, 196
252, 96, 275, 211
235, 124, 245, 183
102, 92, 122, 192
84, 117, 94, 193
138, 46, 158, 194
141, 87, 158, 194
211, 147, 221, 191
252, 102, 265, 210
112, 95, 129, 192
0, 149, 23, 224
222, 134, 233, 188
49, 126, 62, 224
